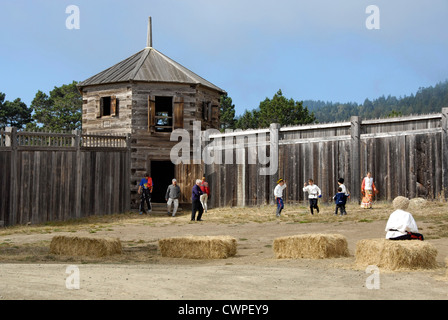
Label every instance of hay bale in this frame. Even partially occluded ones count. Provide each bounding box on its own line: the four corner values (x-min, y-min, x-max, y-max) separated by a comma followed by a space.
273, 234, 350, 259
445, 257, 448, 277
50, 235, 122, 257
158, 235, 237, 259
409, 197, 428, 210
355, 238, 438, 270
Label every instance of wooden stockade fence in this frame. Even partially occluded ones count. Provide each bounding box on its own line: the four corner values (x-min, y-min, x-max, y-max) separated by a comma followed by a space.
204, 108, 448, 208
1, 108, 447, 226
0, 128, 130, 226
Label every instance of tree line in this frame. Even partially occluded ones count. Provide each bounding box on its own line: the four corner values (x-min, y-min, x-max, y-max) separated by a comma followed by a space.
2, 79, 447, 132
0, 81, 82, 131
220, 80, 448, 130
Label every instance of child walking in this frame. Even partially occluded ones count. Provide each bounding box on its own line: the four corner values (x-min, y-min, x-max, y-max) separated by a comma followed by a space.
333, 187, 348, 216
303, 179, 321, 215
274, 179, 287, 217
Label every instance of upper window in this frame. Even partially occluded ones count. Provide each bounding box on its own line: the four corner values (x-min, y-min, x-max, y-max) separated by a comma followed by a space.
148, 96, 184, 133
97, 96, 118, 118
155, 96, 173, 132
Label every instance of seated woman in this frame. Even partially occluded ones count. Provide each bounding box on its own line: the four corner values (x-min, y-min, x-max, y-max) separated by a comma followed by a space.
385, 196, 424, 241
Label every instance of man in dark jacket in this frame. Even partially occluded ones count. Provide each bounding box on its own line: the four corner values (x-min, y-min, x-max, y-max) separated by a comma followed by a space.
191, 179, 204, 221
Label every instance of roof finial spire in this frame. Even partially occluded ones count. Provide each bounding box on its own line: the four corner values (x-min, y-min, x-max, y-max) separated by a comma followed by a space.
147, 16, 152, 48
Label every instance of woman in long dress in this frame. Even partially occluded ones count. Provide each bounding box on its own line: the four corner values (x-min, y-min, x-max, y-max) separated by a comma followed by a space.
361, 172, 378, 209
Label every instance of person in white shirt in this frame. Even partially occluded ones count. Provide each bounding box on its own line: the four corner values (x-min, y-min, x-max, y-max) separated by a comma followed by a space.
385, 196, 424, 241
274, 179, 287, 217
303, 179, 322, 215
337, 178, 350, 197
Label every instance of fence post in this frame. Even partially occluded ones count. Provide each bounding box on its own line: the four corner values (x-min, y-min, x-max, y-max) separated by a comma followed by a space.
270, 123, 280, 205
73, 130, 82, 219
5, 127, 18, 226
442, 108, 448, 199
350, 116, 361, 204
125, 133, 131, 211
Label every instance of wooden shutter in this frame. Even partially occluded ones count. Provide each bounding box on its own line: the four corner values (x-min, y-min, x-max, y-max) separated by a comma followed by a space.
97, 98, 103, 118
111, 95, 117, 117
202, 101, 208, 121
148, 95, 155, 133
173, 96, 184, 129
208, 102, 213, 121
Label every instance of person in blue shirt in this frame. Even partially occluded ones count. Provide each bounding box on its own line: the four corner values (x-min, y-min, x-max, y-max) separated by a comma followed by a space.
138, 173, 153, 214
333, 186, 347, 216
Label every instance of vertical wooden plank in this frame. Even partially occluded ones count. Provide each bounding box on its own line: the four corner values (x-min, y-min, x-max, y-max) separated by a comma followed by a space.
32, 151, 41, 224
441, 108, 448, 199
113, 153, 120, 213
6, 127, 18, 226
386, 138, 392, 201
59, 151, 66, 221
434, 131, 442, 198
350, 116, 361, 203
106, 152, 113, 214
400, 135, 407, 198
22, 151, 31, 224
302, 143, 309, 204
73, 130, 82, 219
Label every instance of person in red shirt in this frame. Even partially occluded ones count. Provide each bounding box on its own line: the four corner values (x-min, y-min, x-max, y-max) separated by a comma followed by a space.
199, 176, 210, 213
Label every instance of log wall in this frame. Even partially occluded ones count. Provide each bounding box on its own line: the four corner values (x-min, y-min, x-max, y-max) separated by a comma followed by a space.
80, 82, 222, 208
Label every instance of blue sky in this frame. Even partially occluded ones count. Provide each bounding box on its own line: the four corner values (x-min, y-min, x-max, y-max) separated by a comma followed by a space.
0, 0, 447, 116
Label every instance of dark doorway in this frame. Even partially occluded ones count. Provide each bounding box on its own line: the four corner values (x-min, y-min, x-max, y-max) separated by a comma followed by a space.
151, 161, 175, 203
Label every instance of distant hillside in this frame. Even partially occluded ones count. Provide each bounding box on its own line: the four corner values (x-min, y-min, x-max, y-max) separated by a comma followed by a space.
304, 80, 448, 123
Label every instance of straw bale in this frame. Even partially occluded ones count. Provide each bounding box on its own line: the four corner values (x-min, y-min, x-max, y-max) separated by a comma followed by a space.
355, 238, 437, 270
158, 235, 237, 259
273, 234, 350, 259
409, 197, 428, 210
445, 257, 448, 277
49, 235, 122, 257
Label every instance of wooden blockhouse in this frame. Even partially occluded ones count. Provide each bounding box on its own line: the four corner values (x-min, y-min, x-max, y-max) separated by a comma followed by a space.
77, 18, 225, 208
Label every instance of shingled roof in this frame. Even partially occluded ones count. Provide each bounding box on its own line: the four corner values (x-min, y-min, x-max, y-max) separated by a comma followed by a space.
78, 46, 225, 94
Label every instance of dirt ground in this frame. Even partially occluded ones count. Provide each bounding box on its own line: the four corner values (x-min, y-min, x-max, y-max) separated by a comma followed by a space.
0, 202, 447, 300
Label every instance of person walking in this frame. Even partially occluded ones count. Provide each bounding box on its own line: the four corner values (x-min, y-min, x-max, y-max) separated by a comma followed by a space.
303, 179, 322, 215
199, 176, 210, 213
138, 173, 153, 214
337, 177, 350, 198
333, 187, 348, 216
361, 172, 378, 209
191, 179, 204, 221
165, 179, 181, 217
274, 178, 287, 217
